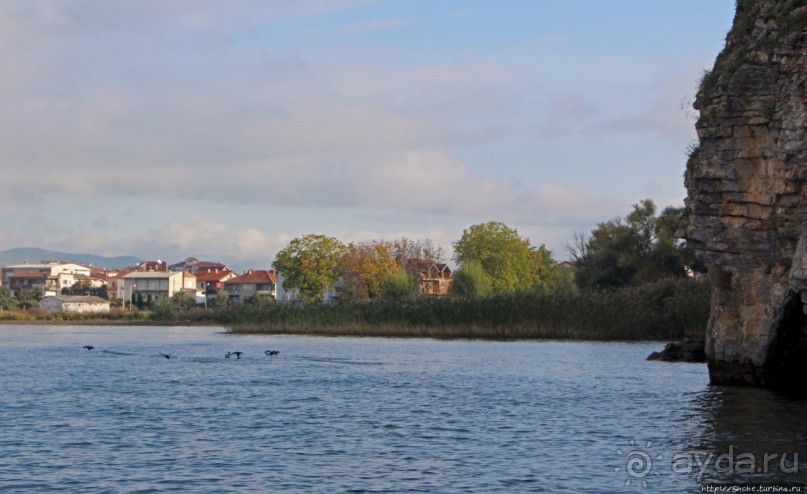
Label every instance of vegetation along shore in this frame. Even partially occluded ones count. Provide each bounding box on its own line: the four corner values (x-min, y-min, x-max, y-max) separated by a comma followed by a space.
0, 200, 710, 341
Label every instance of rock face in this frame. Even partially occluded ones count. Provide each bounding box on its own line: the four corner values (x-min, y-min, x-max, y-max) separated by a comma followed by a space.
684, 0, 807, 389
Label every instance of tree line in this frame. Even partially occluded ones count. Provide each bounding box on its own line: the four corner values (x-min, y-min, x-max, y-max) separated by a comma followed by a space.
272, 198, 702, 304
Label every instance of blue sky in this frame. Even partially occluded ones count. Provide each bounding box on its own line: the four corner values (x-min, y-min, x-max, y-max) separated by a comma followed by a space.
0, 1, 736, 270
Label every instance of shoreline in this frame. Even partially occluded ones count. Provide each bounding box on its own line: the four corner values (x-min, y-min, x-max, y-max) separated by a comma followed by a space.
0, 318, 690, 342
0, 318, 219, 327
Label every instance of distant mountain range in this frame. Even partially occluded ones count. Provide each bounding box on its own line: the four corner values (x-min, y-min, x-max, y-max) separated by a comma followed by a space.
0, 248, 143, 270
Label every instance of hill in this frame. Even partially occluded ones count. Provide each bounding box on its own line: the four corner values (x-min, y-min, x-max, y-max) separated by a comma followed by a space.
0, 247, 143, 270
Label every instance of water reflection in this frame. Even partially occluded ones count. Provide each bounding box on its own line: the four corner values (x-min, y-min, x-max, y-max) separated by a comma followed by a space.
685, 386, 807, 485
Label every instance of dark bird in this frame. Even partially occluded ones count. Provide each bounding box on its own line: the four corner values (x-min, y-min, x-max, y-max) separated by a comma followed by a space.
265, 350, 280, 356
83, 345, 94, 351
228, 351, 243, 359
159, 353, 172, 360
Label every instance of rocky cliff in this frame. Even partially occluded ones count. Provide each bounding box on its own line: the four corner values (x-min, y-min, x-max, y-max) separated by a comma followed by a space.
684, 0, 807, 389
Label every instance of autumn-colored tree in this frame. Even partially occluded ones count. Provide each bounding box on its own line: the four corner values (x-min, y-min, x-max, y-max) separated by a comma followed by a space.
273, 234, 347, 303
339, 241, 400, 301
390, 237, 445, 278
453, 221, 558, 294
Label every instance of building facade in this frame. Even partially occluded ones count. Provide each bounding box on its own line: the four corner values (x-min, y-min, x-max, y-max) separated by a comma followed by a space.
223, 270, 277, 304
39, 295, 111, 313
2, 262, 91, 298
121, 271, 196, 306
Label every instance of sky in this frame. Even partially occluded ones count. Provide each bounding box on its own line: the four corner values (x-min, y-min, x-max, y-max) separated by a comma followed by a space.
0, 0, 736, 271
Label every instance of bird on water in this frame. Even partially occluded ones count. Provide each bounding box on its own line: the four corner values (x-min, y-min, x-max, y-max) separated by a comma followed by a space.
83, 345, 94, 351
159, 353, 172, 359
265, 350, 280, 356
226, 352, 243, 359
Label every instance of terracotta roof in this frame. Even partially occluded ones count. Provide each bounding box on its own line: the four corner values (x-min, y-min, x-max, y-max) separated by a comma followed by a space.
225, 270, 276, 284
89, 267, 116, 279
195, 269, 236, 282
123, 271, 190, 279
193, 262, 227, 270
406, 260, 452, 278
136, 260, 167, 272
169, 258, 228, 271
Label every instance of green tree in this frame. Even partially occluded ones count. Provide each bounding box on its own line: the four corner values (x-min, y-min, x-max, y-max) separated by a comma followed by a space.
453, 221, 557, 294
450, 260, 492, 298
210, 290, 229, 309
91, 285, 109, 300
172, 291, 195, 310
62, 279, 92, 295
150, 299, 176, 320
569, 199, 703, 289
380, 269, 416, 301
17, 288, 42, 309
246, 294, 275, 306
0, 287, 18, 310
273, 234, 347, 303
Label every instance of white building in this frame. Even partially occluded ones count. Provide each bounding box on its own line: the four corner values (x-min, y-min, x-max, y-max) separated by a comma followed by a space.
121, 271, 197, 306
39, 295, 111, 314
2, 262, 91, 298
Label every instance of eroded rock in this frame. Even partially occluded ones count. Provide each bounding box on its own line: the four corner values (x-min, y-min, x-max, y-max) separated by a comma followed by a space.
684, 0, 807, 389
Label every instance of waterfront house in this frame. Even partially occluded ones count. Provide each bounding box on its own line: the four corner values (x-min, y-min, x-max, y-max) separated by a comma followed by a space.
406, 260, 453, 296
121, 270, 196, 306
223, 270, 277, 304
194, 268, 238, 304
2, 262, 91, 298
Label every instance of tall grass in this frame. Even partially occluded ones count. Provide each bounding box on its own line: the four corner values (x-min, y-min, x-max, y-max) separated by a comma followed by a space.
223, 277, 710, 341
0, 307, 219, 324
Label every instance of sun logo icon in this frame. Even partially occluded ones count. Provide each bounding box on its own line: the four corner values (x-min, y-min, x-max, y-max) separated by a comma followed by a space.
615, 440, 663, 488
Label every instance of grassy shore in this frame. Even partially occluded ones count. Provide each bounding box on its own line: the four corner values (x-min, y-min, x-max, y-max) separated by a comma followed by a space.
0, 278, 710, 340
0, 307, 219, 326
222, 277, 710, 341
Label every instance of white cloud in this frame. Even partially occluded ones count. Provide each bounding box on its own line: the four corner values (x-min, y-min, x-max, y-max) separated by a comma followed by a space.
0, 1, 726, 267
511, 184, 625, 226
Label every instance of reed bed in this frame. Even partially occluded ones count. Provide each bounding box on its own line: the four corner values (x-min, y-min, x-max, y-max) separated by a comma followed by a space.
224, 277, 710, 341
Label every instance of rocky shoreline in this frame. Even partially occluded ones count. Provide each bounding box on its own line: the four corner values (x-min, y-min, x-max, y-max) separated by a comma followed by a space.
646, 339, 706, 363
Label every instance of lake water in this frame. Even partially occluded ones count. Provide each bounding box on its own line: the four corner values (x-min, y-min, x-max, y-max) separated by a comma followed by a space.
0, 325, 805, 493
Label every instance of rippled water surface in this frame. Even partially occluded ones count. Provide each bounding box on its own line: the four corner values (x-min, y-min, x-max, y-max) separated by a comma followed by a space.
1, 325, 805, 493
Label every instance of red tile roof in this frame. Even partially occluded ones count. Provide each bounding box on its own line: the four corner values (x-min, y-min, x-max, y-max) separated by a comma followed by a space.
225, 270, 277, 284
195, 269, 236, 282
